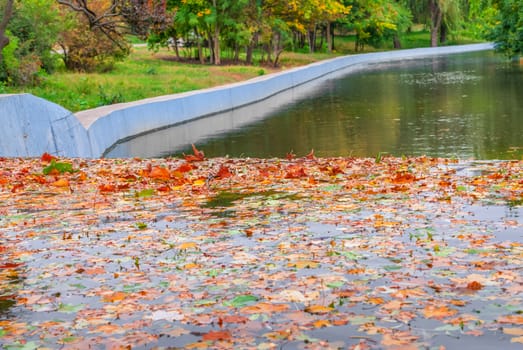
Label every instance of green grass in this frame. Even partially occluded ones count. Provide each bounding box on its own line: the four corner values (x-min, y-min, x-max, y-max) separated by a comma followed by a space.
8, 46, 276, 112
1, 29, 481, 112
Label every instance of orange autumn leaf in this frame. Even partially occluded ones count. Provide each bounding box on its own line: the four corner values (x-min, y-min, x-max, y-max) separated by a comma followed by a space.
285, 165, 307, 179
220, 315, 248, 324
498, 315, 523, 325
157, 185, 171, 192
149, 166, 171, 180
202, 330, 232, 341
392, 172, 418, 184
367, 297, 385, 305
305, 305, 333, 314
93, 324, 124, 334
179, 242, 198, 250
184, 144, 205, 162
101, 291, 127, 303
288, 260, 319, 269
423, 305, 457, 320
175, 162, 196, 173
241, 302, 289, 314
85, 267, 106, 275
381, 331, 419, 347
503, 328, 523, 336
313, 319, 331, 328
183, 263, 201, 269
98, 184, 116, 193
51, 178, 69, 187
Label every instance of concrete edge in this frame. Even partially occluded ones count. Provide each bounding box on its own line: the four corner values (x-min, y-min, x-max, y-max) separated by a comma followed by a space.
1, 43, 494, 158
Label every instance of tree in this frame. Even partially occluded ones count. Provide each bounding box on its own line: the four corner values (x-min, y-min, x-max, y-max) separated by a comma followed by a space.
347, 0, 411, 51
407, 0, 462, 47
0, 0, 14, 69
57, 0, 131, 71
489, 0, 522, 59
8, 0, 63, 72
57, 0, 129, 51
1, 0, 63, 85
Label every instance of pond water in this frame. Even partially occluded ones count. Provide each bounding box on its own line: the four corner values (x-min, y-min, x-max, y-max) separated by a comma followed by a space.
107, 51, 523, 160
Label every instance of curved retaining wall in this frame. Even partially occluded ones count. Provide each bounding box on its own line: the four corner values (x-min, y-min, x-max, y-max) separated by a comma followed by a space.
0, 43, 493, 158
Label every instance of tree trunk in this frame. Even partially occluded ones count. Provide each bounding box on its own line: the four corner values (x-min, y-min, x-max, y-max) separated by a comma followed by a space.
246, 32, 257, 65
196, 29, 204, 64
212, 0, 220, 65
0, 0, 15, 67
308, 26, 316, 53
393, 34, 401, 49
208, 33, 214, 64
331, 23, 336, 51
439, 22, 447, 44
429, 0, 442, 47
326, 22, 333, 53
213, 27, 220, 65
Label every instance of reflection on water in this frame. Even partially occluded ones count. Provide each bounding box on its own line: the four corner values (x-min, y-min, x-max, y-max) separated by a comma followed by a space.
107, 51, 522, 160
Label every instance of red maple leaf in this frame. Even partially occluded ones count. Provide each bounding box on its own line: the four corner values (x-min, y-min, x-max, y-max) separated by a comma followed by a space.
216, 164, 233, 179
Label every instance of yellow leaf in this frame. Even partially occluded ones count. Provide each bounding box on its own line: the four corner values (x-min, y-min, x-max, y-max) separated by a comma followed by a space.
503, 328, 523, 336
179, 242, 198, 250
511, 336, 523, 344
192, 178, 206, 187
183, 263, 200, 269
288, 260, 319, 269
367, 297, 385, 305
305, 305, 333, 314
313, 319, 331, 328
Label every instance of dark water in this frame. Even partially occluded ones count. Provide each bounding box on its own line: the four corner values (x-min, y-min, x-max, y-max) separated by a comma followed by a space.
108, 51, 523, 159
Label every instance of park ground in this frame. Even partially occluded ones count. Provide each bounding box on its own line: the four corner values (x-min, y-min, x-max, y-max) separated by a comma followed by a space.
0, 152, 522, 349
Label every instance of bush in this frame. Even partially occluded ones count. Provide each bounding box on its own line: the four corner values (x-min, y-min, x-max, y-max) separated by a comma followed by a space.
59, 17, 130, 73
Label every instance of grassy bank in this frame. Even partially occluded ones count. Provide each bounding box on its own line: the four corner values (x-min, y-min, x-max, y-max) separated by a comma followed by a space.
1, 30, 483, 112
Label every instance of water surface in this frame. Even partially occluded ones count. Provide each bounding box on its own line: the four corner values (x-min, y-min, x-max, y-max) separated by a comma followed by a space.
108, 51, 522, 159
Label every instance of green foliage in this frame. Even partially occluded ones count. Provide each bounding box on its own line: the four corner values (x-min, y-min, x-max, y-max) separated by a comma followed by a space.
347, 0, 412, 50
488, 0, 523, 58
43, 160, 75, 175
1, 0, 62, 85
0, 30, 18, 82
7, 0, 62, 73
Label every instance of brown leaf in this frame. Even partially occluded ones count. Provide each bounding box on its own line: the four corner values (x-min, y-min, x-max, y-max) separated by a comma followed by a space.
184, 144, 205, 162
304, 305, 333, 314
285, 165, 307, 179
202, 330, 231, 341
466, 281, 483, 291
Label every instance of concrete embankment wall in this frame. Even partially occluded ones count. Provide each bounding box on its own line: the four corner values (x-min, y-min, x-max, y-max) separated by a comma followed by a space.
0, 43, 493, 158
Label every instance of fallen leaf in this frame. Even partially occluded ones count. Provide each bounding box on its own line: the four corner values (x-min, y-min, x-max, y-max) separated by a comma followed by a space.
305, 305, 333, 314
51, 178, 69, 187
313, 319, 331, 328
202, 330, 231, 341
